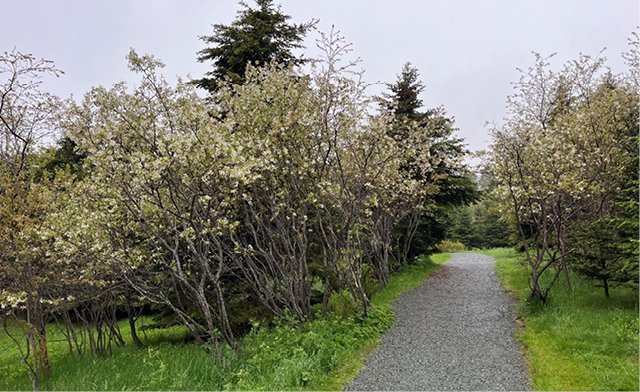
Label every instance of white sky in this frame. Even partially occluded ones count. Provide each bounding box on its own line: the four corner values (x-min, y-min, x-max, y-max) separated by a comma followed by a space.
2, 0, 638, 163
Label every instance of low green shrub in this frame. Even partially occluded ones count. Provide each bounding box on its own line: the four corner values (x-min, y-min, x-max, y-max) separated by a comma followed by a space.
232, 307, 394, 390
326, 289, 359, 320
435, 239, 467, 253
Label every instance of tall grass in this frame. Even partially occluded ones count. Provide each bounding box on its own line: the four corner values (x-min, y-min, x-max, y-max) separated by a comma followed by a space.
482, 248, 639, 391
0, 253, 450, 391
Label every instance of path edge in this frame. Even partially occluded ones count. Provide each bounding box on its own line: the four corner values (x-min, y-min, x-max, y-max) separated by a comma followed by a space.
309, 253, 452, 391
478, 250, 533, 390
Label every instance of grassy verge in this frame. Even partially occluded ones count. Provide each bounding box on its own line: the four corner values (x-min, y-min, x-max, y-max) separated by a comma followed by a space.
311, 252, 451, 390
480, 248, 639, 391
0, 253, 450, 391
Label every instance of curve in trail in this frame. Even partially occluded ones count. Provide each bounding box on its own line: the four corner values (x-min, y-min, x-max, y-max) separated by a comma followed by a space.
346, 253, 530, 391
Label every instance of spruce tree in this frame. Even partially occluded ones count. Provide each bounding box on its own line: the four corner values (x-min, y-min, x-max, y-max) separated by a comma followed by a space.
385, 62, 424, 119
385, 62, 478, 258
194, 0, 314, 93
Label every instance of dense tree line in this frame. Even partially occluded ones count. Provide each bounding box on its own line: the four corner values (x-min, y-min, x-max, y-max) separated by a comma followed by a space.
0, 2, 474, 388
446, 172, 513, 250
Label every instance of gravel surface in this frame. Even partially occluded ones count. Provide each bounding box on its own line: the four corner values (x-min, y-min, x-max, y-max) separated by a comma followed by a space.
346, 253, 530, 391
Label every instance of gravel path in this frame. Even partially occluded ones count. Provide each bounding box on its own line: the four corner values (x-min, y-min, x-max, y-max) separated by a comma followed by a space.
346, 253, 530, 391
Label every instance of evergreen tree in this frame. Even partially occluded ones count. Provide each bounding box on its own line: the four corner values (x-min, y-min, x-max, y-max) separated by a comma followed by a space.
194, 0, 314, 93
567, 218, 627, 297
448, 207, 477, 246
385, 62, 478, 258
446, 196, 514, 250
567, 82, 639, 295
384, 62, 424, 120
35, 137, 86, 181
472, 202, 512, 248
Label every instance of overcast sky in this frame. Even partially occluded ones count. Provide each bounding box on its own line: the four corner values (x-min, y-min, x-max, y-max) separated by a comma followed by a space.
2, 0, 638, 162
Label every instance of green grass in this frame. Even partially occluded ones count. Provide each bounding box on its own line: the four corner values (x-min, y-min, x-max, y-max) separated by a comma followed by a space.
0, 319, 193, 390
480, 248, 639, 391
0, 253, 450, 391
312, 252, 451, 390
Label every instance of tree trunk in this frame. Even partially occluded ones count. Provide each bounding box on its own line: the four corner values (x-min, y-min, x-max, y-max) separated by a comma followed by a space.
321, 272, 331, 318
562, 264, 572, 289
530, 270, 546, 303
214, 282, 236, 350
125, 298, 143, 347
36, 324, 50, 375
27, 332, 40, 392
603, 278, 610, 298
32, 374, 39, 392
30, 300, 51, 378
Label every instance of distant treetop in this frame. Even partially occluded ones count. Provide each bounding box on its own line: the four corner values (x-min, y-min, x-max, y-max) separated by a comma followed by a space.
194, 0, 315, 93
385, 62, 425, 119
